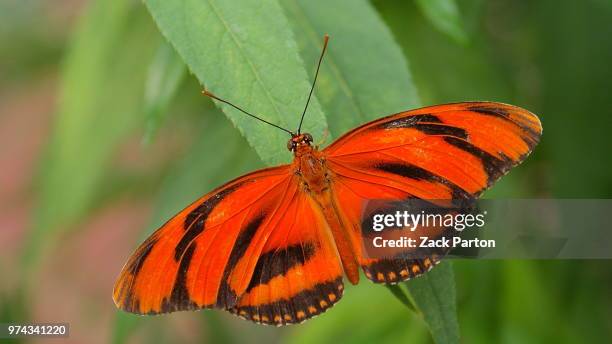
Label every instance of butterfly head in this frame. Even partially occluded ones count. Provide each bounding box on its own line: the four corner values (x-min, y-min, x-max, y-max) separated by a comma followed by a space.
288, 133, 313, 153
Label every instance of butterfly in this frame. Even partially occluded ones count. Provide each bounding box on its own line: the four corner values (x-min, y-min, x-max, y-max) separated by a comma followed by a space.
113, 35, 542, 326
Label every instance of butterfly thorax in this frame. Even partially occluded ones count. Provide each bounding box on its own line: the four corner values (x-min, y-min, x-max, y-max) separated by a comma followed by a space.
288, 133, 328, 194
294, 143, 329, 194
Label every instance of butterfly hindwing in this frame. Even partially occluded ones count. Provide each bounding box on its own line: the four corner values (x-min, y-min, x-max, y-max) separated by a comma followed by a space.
323, 102, 542, 283
228, 190, 344, 325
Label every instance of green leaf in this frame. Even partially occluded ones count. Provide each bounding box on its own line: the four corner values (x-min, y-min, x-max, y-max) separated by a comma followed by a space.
143, 40, 187, 144
144, 0, 328, 165
386, 284, 417, 312
23, 0, 159, 271
415, 0, 468, 44
281, 0, 420, 137
405, 262, 460, 344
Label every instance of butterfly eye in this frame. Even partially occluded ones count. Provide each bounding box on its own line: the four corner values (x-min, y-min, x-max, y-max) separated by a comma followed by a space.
304, 133, 313, 143
287, 140, 295, 151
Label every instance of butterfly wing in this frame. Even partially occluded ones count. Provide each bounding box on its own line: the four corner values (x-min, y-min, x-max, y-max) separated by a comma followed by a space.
113, 165, 343, 325
322, 102, 542, 282
228, 189, 344, 325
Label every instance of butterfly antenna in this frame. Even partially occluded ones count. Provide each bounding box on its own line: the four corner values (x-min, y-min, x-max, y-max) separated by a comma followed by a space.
202, 89, 295, 136
297, 34, 329, 134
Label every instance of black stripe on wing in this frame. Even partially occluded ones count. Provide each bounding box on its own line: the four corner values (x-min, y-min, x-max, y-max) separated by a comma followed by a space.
230, 277, 344, 326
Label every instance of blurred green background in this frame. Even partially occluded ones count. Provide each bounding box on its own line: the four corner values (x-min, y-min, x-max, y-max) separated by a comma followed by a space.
1, 0, 611, 343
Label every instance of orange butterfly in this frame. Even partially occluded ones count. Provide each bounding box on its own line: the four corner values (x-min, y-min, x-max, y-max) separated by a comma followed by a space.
113, 35, 542, 325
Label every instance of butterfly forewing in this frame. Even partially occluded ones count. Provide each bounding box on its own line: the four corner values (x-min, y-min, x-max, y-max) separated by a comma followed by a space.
323, 102, 542, 283
113, 166, 293, 313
